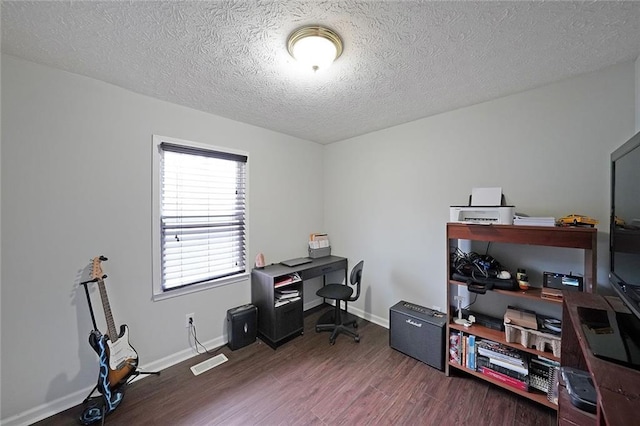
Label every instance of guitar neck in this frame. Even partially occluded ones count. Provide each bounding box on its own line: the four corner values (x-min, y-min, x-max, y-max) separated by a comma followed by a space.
97, 278, 119, 343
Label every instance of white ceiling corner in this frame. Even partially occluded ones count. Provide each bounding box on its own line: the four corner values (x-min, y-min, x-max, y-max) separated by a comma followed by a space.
2, 1, 640, 144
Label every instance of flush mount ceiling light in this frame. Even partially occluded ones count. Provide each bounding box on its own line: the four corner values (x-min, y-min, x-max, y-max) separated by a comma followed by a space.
287, 26, 343, 72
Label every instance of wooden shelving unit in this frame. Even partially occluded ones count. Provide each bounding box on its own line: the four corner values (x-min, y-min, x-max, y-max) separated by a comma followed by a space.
445, 223, 597, 410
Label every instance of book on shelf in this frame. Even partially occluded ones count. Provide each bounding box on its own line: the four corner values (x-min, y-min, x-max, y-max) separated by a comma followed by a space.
466, 335, 476, 370
476, 340, 525, 366
449, 331, 461, 365
462, 334, 467, 367
477, 355, 528, 381
275, 290, 300, 299
529, 356, 560, 393
479, 366, 529, 392
449, 332, 478, 370
274, 272, 301, 288
488, 356, 529, 376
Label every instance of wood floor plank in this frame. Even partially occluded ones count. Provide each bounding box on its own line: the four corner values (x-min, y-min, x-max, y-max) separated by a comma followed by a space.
34, 307, 557, 425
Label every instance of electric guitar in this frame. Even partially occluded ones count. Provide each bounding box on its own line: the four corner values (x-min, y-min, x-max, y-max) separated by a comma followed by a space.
88, 256, 138, 392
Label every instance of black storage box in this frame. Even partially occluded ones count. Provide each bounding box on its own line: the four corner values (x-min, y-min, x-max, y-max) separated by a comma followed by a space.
227, 304, 257, 350
389, 301, 447, 371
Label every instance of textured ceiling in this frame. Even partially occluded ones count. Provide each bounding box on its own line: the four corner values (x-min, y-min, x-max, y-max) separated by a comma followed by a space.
2, 1, 640, 144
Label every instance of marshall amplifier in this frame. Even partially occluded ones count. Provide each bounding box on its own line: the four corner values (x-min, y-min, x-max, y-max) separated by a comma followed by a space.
389, 301, 447, 371
227, 304, 257, 350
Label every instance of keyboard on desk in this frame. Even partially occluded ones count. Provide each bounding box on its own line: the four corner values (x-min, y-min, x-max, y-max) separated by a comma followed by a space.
281, 257, 312, 267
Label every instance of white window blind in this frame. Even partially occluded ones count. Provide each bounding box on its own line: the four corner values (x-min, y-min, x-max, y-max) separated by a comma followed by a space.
160, 142, 247, 291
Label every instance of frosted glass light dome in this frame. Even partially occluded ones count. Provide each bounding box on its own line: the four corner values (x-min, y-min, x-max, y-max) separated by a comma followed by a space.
287, 26, 343, 72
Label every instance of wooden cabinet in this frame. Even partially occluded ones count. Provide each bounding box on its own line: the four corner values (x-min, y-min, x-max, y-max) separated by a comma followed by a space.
560, 291, 640, 425
445, 223, 597, 410
251, 269, 304, 347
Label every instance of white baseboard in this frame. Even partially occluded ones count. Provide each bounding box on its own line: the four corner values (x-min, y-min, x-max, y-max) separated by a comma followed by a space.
0, 336, 226, 426
347, 305, 389, 329
307, 301, 389, 330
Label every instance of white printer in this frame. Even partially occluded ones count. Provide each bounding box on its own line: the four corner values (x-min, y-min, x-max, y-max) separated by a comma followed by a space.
449, 187, 515, 225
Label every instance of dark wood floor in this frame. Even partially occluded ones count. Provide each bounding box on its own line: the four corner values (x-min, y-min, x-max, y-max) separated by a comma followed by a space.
37, 307, 556, 425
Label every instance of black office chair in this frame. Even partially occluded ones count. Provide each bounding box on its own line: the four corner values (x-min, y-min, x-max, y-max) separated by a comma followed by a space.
315, 260, 364, 344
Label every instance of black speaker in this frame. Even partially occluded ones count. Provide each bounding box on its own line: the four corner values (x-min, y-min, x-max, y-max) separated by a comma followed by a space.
389, 301, 447, 371
227, 304, 257, 350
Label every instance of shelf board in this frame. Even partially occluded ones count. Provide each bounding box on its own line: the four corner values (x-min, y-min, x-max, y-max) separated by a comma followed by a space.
449, 321, 560, 362
447, 223, 596, 249
449, 362, 558, 410
450, 280, 562, 304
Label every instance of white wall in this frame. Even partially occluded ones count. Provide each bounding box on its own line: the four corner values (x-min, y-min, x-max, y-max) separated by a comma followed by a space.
0, 14, 4, 422
2, 55, 638, 424
636, 55, 640, 131
0, 55, 324, 423
323, 61, 636, 326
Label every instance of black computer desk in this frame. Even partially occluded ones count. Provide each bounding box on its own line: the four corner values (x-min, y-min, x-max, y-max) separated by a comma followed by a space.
251, 256, 348, 348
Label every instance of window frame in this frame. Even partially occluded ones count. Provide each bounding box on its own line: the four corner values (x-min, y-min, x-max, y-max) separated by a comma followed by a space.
152, 135, 249, 301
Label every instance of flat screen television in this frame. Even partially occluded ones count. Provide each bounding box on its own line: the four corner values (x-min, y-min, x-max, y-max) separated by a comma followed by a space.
588, 131, 640, 369
610, 130, 640, 317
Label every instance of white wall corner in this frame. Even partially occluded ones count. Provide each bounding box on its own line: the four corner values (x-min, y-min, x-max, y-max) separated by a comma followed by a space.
636, 54, 640, 133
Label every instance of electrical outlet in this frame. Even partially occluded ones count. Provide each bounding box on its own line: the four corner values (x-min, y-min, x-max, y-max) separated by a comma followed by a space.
185, 313, 195, 328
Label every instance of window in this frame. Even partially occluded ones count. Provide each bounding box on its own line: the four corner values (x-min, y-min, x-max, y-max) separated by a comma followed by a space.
152, 135, 248, 300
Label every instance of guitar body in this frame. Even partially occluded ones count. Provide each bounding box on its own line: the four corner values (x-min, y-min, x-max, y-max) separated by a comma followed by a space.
89, 325, 138, 390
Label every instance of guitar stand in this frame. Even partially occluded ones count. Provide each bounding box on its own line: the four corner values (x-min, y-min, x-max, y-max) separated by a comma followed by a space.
79, 276, 160, 425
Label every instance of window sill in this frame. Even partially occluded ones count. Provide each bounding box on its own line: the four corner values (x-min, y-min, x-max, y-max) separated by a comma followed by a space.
152, 272, 250, 302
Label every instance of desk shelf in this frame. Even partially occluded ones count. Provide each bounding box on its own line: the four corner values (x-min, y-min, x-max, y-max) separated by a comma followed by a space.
251, 256, 348, 348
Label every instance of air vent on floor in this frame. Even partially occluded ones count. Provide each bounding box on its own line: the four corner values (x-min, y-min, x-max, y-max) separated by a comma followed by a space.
190, 354, 228, 376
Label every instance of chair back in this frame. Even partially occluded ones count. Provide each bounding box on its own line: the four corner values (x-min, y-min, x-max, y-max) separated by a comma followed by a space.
348, 260, 364, 302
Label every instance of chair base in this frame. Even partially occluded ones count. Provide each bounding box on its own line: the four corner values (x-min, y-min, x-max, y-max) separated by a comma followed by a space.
315, 304, 360, 345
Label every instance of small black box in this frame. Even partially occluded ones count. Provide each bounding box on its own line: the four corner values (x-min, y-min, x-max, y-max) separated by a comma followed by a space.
390, 301, 447, 370
543, 271, 583, 292
227, 304, 257, 350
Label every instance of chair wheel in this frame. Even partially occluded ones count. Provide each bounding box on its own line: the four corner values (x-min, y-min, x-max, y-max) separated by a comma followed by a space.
354, 336, 360, 342
315, 327, 320, 333
353, 323, 358, 329
330, 339, 336, 345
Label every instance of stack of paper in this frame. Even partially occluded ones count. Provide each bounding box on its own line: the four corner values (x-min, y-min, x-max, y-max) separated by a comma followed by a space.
274, 289, 301, 307
513, 215, 556, 227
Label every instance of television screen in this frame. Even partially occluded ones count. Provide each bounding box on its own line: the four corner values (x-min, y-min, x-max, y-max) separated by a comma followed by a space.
610, 131, 640, 317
